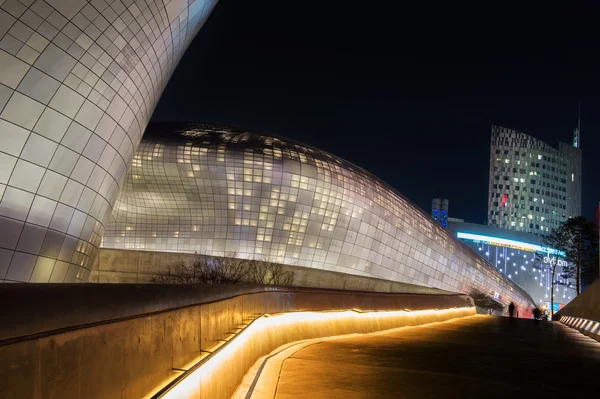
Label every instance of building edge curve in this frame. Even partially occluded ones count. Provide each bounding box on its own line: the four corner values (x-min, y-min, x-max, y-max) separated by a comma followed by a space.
102, 123, 536, 314
0, 0, 219, 282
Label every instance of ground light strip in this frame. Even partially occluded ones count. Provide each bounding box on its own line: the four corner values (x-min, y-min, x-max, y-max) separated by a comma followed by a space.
239, 333, 363, 399
149, 307, 472, 399
559, 315, 600, 336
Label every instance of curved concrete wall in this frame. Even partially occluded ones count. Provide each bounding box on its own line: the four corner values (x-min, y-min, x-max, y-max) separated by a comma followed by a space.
160, 306, 476, 399
554, 279, 600, 342
555, 278, 600, 322
0, 0, 218, 282
553, 278, 600, 341
102, 124, 536, 314
0, 283, 474, 398
93, 248, 459, 295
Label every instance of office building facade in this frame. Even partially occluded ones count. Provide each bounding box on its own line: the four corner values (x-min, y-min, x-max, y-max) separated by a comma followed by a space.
487, 125, 582, 236
0, 0, 218, 282
448, 221, 576, 309
100, 123, 535, 312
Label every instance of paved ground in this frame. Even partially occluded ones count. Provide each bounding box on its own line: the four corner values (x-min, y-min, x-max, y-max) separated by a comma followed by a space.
267, 315, 600, 399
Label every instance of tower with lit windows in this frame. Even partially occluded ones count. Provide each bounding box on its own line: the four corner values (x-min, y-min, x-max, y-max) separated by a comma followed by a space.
487, 125, 582, 236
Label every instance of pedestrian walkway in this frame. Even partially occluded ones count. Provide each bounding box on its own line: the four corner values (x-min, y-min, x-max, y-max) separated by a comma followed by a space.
240, 315, 600, 399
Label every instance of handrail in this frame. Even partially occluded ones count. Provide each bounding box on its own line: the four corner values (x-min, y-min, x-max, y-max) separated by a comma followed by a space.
149, 307, 474, 398
150, 314, 262, 398
0, 283, 466, 344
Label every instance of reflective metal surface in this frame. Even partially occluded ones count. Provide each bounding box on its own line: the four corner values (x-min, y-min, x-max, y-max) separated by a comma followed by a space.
103, 124, 536, 311
0, 0, 218, 282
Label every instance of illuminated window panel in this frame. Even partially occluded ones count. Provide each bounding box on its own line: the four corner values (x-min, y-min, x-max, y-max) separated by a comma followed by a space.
103, 124, 535, 313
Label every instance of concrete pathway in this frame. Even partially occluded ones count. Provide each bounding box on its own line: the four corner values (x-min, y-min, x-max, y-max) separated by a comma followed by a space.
246, 315, 600, 399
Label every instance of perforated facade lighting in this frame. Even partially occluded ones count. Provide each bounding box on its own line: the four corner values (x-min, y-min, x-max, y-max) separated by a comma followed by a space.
456, 232, 565, 256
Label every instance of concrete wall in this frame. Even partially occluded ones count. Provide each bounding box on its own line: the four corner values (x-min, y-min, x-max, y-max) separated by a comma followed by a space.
555, 278, 600, 322
554, 278, 600, 341
92, 248, 455, 295
163, 306, 476, 399
0, 284, 474, 399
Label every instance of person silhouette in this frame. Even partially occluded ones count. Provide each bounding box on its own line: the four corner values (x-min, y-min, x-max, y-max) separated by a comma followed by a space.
508, 302, 515, 318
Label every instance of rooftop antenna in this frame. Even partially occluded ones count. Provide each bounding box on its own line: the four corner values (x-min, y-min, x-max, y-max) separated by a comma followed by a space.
573, 102, 580, 148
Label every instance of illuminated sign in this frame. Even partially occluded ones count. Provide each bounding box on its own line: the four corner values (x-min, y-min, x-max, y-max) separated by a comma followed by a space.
542, 256, 567, 267
545, 302, 561, 312
456, 232, 565, 257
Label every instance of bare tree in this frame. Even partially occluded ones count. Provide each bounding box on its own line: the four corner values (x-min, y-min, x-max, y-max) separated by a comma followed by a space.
248, 260, 295, 286
151, 253, 295, 286
544, 216, 598, 297
560, 217, 599, 294
151, 260, 202, 284
267, 261, 295, 285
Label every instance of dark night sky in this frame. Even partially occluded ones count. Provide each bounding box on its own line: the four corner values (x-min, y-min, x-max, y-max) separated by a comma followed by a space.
152, 3, 600, 222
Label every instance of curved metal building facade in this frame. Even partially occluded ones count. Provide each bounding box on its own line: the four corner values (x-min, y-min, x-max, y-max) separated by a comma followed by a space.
0, 0, 218, 282
102, 124, 535, 311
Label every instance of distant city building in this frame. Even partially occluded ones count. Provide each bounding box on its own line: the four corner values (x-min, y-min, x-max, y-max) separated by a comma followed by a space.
448, 220, 576, 308
431, 198, 449, 228
488, 125, 582, 236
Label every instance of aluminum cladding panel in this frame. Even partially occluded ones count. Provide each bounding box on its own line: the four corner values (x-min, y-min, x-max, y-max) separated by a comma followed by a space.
0, 0, 219, 282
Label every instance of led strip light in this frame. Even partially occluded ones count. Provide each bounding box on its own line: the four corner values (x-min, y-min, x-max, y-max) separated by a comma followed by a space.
149, 307, 473, 399
559, 315, 600, 336
457, 232, 565, 256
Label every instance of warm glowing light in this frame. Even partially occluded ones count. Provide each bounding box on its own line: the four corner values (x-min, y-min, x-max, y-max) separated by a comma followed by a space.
560, 315, 600, 337
152, 307, 473, 398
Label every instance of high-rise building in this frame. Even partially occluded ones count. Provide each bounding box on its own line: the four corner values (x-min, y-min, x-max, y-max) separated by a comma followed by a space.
487, 125, 582, 236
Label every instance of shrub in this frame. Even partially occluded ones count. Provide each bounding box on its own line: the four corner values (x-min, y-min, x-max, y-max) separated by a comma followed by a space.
150, 253, 294, 286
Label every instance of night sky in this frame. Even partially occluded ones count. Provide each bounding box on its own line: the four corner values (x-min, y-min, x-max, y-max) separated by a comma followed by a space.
152, 3, 599, 222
